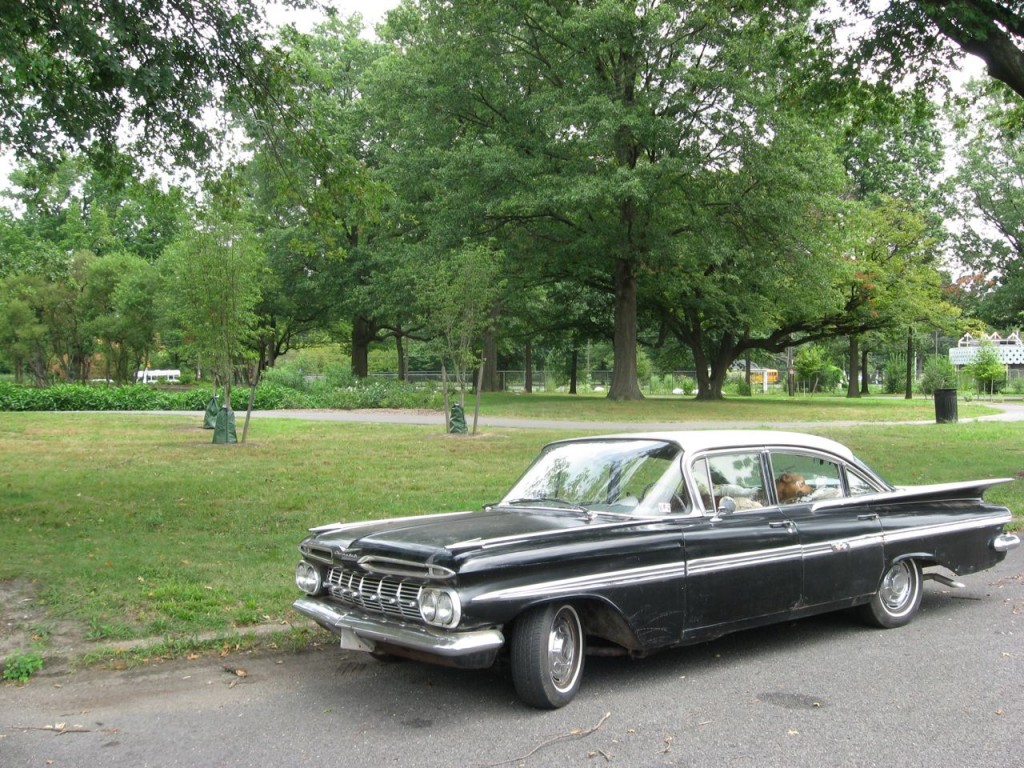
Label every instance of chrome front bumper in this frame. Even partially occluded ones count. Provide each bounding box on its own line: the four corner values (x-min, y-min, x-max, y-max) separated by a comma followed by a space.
292, 596, 505, 662
993, 533, 1021, 553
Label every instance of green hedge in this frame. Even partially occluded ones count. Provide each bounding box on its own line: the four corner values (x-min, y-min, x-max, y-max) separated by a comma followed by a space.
0, 380, 443, 412
0, 382, 207, 412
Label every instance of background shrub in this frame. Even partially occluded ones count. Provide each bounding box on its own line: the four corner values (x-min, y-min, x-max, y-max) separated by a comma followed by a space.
919, 356, 957, 395
0, 378, 441, 412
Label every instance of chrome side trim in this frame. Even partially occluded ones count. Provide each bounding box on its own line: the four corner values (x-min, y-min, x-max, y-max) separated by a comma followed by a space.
993, 533, 1021, 553
447, 519, 640, 552
881, 514, 1013, 545
308, 510, 476, 534
292, 597, 504, 658
685, 544, 803, 576
800, 534, 884, 559
472, 561, 690, 603
472, 516, 1012, 605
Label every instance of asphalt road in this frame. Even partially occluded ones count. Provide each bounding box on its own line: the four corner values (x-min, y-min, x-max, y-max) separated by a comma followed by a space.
2, 555, 1021, 768
240, 400, 1024, 431
133, 398, 1024, 433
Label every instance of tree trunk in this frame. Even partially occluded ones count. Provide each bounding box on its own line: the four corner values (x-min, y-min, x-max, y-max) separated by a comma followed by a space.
569, 346, 579, 395
524, 340, 533, 394
905, 327, 914, 400
787, 347, 795, 397
472, 358, 485, 435
481, 325, 499, 391
691, 343, 713, 399
847, 336, 861, 398
442, 362, 450, 432
351, 316, 374, 378
607, 258, 644, 400
241, 365, 260, 444
396, 334, 407, 381
860, 348, 870, 394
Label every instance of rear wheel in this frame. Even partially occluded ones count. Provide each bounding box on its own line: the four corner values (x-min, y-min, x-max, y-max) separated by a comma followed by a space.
511, 603, 584, 709
860, 559, 922, 628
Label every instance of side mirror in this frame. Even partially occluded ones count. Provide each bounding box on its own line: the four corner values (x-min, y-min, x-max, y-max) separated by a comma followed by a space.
710, 496, 736, 522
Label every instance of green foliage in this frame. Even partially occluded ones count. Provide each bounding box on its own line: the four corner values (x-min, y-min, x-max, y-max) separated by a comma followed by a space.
0, 0, 274, 165
847, 0, 1024, 101
161, 201, 265, 408
0, 379, 443, 413
964, 343, 1007, 395
795, 346, 843, 393
949, 84, 1024, 329
0, 381, 206, 412
260, 363, 309, 392
919, 355, 957, 395
646, 374, 696, 396
2, 649, 44, 684
883, 353, 908, 394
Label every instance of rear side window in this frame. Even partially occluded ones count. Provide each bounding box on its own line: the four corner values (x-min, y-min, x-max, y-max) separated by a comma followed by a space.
769, 452, 843, 504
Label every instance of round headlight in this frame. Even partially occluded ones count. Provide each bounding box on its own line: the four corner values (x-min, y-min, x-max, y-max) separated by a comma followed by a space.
295, 561, 323, 595
420, 590, 437, 622
435, 593, 455, 626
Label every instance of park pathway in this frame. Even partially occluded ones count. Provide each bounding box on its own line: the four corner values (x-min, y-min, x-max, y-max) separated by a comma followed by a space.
239, 399, 1024, 431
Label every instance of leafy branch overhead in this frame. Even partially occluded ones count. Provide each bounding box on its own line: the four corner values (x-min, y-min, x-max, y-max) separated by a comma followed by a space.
0, 0, 280, 165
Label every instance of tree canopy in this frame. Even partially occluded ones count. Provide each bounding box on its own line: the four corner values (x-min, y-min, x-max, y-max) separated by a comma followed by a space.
0, 0, 1008, 400
0, 0, 279, 165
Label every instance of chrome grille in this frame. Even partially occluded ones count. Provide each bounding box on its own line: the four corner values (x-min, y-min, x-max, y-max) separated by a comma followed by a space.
327, 566, 422, 622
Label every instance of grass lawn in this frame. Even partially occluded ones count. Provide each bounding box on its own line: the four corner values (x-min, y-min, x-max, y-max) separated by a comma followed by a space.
1, 405, 1021, 669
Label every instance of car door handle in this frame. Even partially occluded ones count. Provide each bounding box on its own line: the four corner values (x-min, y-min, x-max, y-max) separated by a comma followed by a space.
768, 520, 794, 528
857, 513, 879, 521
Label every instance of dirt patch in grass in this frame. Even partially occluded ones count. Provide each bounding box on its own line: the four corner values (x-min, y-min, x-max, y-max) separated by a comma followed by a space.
1, 579, 315, 681
0, 579, 86, 677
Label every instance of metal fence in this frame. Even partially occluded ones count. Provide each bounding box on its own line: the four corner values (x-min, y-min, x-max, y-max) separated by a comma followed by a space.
369, 370, 707, 393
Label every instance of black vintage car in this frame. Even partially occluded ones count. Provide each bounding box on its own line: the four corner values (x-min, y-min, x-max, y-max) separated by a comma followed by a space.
292, 430, 1020, 708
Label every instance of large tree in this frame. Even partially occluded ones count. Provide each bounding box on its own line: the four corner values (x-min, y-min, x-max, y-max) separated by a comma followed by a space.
376, 0, 839, 400
837, 86, 946, 397
240, 16, 391, 375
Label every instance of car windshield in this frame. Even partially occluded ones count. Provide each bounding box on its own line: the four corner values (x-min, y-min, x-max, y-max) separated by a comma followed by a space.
499, 439, 688, 516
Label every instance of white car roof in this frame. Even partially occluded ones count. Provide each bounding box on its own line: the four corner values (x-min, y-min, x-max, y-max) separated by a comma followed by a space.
554, 430, 859, 462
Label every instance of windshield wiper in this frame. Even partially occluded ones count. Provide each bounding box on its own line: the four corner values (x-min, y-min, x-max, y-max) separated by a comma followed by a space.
503, 497, 590, 514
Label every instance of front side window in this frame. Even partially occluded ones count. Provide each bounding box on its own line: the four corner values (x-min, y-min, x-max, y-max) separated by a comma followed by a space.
692, 452, 767, 513
846, 468, 881, 496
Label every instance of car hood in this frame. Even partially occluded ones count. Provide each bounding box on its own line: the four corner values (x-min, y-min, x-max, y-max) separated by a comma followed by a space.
306, 507, 586, 559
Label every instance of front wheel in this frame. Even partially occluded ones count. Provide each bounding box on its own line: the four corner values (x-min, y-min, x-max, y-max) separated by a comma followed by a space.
860, 559, 922, 628
511, 603, 585, 709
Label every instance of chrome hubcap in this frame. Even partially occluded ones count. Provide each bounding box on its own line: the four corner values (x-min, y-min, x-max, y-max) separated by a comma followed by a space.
547, 608, 581, 691
880, 563, 912, 610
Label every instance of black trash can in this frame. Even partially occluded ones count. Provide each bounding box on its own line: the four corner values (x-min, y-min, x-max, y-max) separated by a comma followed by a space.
934, 388, 958, 424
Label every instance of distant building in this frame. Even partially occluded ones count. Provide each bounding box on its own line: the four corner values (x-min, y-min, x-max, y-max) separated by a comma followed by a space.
948, 332, 1024, 380
136, 368, 181, 384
